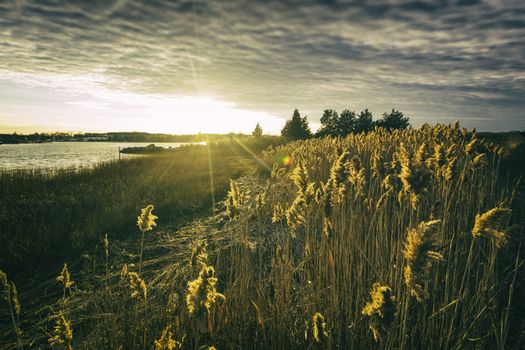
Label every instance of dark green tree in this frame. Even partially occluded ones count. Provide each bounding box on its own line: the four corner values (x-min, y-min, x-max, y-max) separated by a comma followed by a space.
252, 122, 263, 137
338, 109, 356, 136
375, 109, 410, 130
316, 109, 339, 137
355, 109, 373, 133
281, 109, 312, 140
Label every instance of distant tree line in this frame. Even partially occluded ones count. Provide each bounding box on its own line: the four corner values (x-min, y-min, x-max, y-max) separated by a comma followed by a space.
0, 132, 258, 144
280, 108, 410, 140
4, 108, 410, 145
0, 132, 105, 144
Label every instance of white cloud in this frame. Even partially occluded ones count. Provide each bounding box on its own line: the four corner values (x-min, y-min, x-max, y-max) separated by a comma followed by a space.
0, 0, 524, 131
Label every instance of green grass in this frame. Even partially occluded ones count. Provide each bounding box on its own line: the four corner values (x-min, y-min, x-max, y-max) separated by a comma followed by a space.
0, 137, 283, 278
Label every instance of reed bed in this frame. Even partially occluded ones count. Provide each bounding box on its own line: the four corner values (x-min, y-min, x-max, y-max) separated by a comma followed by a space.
1, 125, 523, 349
0, 137, 281, 278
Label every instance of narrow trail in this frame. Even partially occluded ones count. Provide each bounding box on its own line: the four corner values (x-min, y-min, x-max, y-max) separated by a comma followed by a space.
1, 174, 264, 349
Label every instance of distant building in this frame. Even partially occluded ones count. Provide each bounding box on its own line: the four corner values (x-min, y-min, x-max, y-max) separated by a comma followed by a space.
81, 134, 108, 141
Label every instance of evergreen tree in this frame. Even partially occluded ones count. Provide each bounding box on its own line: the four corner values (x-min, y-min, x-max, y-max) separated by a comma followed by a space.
316, 109, 339, 137
376, 109, 410, 130
252, 122, 263, 137
355, 109, 373, 133
281, 109, 312, 140
338, 109, 356, 136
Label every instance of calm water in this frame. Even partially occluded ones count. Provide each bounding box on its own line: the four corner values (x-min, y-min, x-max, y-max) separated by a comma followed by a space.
0, 142, 191, 171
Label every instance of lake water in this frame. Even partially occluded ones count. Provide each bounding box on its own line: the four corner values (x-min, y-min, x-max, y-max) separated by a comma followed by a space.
0, 142, 191, 171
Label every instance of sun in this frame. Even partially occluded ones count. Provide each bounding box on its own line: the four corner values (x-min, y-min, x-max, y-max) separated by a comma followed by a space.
143, 95, 283, 134
0, 71, 285, 135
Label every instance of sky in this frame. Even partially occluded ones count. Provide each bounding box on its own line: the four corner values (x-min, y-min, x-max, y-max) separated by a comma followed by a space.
0, 0, 524, 134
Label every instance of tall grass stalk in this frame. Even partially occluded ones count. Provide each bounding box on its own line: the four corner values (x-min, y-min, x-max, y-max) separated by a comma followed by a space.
2, 126, 523, 349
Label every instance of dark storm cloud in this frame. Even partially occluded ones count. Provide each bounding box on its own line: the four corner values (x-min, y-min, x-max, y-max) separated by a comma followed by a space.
1, 0, 524, 130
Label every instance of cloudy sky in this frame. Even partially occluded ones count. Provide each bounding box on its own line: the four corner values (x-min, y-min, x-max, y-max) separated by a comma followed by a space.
1, 0, 524, 134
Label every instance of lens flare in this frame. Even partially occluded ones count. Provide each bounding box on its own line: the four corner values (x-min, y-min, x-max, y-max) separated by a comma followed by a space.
281, 155, 292, 166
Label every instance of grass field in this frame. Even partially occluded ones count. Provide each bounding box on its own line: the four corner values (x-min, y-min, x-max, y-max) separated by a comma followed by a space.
1, 127, 524, 349
0, 137, 282, 278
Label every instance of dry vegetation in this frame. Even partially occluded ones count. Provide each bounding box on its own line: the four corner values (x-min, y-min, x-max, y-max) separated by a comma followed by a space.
1, 125, 524, 349
0, 138, 280, 276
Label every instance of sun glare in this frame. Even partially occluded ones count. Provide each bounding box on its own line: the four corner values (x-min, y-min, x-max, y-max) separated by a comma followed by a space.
0, 71, 285, 134
141, 94, 284, 134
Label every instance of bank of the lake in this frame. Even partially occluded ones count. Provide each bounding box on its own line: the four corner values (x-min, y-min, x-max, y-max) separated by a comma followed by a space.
0, 142, 192, 171
0, 137, 283, 277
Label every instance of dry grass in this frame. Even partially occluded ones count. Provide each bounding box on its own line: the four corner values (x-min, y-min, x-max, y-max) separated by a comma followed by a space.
1, 126, 524, 349
0, 137, 281, 276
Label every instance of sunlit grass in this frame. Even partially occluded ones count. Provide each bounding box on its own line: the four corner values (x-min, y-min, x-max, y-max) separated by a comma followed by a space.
1, 127, 524, 349
0, 137, 282, 276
